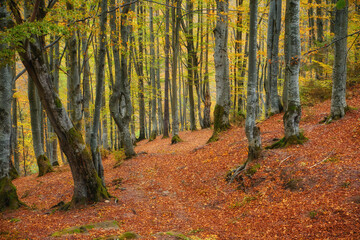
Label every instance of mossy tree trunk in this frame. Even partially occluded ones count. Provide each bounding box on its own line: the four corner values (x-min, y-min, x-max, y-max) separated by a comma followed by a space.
212, 0, 231, 139
328, 0, 348, 121
28, 77, 53, 176
0, 0, 21, 210
14, 0, 109, 205
283, 0, 302, 140
245, 0, 262, 160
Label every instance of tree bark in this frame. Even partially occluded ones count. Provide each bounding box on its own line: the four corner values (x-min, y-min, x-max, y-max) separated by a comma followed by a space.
109, 0, 136, 158
265, 0, 283, 117
163, 0, 171, 138
149, 3, 157, 141
171, 0, 182, 144
0, 1, 21, 210
328, 0, 348, 121
283, 0, 302, 140
211, 0, 231, 139
91, 0, 107, 184
245, 0, 261, 160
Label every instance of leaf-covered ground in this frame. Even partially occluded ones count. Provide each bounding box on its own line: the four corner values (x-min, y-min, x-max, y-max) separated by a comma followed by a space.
1, 87, 360, 239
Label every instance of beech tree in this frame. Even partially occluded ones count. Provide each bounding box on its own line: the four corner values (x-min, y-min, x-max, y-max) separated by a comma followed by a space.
328, 0, 349, 121
245, 0, 261, 160
8, 0, 109, 207
210, 0, 231, 141
0, 0, 21, 210
265, 0, 283, 116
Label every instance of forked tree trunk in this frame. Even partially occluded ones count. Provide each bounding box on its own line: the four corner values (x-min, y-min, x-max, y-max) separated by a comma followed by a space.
328, 0, 348, 121
245, 0, 261, 160
109, 0, 136, 158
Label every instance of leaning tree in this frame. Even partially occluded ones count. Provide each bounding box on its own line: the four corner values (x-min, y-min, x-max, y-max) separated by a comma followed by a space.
6, 0, 109, 208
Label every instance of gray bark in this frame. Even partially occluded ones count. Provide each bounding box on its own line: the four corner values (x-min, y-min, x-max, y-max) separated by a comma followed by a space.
91, 0, 107, 184
163, 0, 170, 138
245, 0, 261, 160
0, 0, 21, 210
329, 0, 348, 120
213, 0, 231, 132
171, 0, 182, 143
66, 3, 82, 131
149, 4, 157, 141
109, 0, 136, 157
265, 0, 283, 117
284, 0, 302, 139
83, 33, 92, 145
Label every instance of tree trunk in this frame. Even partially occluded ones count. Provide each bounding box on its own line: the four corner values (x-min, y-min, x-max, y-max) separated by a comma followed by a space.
211, 0, 231, 140
163, 0, 171, 138
28, 77, 53, 176
328, 0, 348, 121
315, 0, 324, 80
83, 33, 92, 145
91, 0, 107, 184
109, 0, 136, 158
283, 0, 302, 141
171, 0, 182, 144
202, 3, 211, 129
265, 0, 283, 117
66, 3, 82, 131
11, 84, 20, 173
0, 1, 21, 209
245, 0, 261, 160
149, 3, 157, 141
137, 1, 146, 141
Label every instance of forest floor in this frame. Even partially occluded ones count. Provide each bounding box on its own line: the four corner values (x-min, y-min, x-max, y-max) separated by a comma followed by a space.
1, 87, 360, 239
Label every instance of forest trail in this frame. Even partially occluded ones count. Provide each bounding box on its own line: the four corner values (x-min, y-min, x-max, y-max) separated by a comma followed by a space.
1, 87, 360, 239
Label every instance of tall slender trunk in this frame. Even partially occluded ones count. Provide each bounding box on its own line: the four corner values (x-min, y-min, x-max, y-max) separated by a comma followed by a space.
283, 0, 302, 140
265, 0, 282, 117
83, 33, 92, 145
163, 0, 170, 138
202, 2, 211, 128
66, 3, 82, 131
315, 0, 324, 80
211, 0, 231, 140
0, 1, 21, 209
149, 4, 157, 141
328, 0, 348, 121
171, 0, 182, 143
90, 0, 108, 184
246, 0, 261, 160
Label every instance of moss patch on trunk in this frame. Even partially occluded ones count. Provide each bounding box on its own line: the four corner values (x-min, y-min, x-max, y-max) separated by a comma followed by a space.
265, 132, 307, 149
0, 177, 22, 211
171, 134, 183, 144
37, 154, 54, 177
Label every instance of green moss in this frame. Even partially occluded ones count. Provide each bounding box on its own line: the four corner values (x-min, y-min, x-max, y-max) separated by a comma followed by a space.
52, 221, 120, 237
164, 232, 190, 240
0, 177, 22, 211
118, 232, 138, 239
37, 154, 53, 177
213, 104, 230, 132
246, 163, 261, 176
54, 97, 62, 109
230, 195, 257, 208
149, 132, 157, 142
68, 127, 85, 145
9, 165, 19, 180
171, 134, 183, 144
309, 210, 317, 219
266, 132, 307, 149
207, 131, 219, 143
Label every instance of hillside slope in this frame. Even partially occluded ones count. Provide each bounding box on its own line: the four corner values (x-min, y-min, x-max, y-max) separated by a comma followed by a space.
1, 87, 360, 239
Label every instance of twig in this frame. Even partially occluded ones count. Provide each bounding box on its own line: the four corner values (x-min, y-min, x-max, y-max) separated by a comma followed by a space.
309, 151, 334, 169
279, 155, 292, 166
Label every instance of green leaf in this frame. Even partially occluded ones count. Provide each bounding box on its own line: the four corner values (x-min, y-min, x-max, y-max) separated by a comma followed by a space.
336, 0, 346, 10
